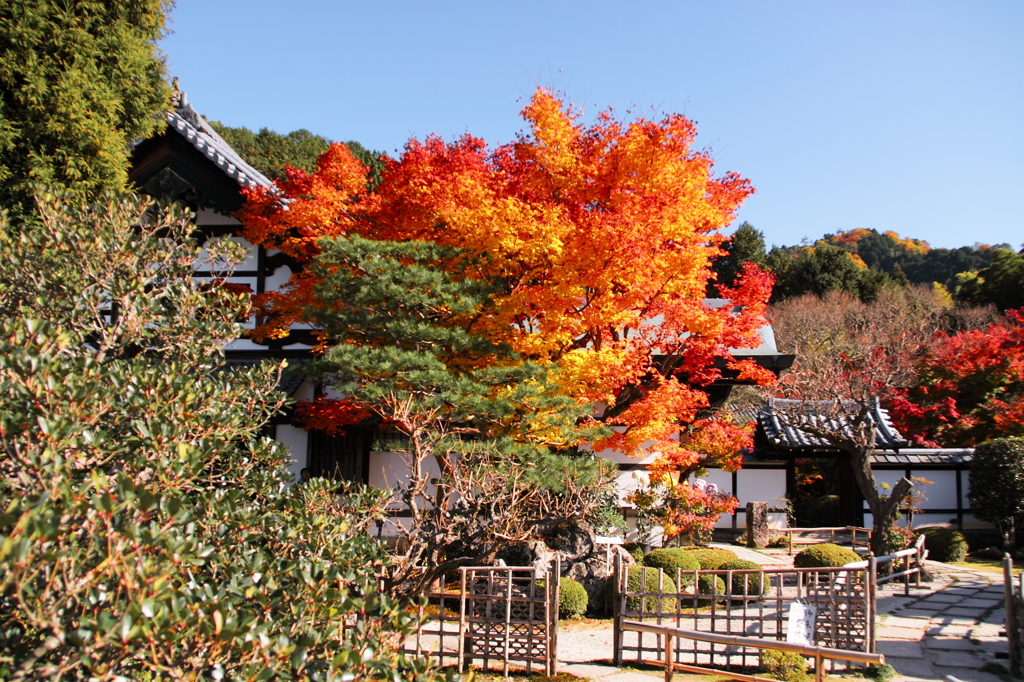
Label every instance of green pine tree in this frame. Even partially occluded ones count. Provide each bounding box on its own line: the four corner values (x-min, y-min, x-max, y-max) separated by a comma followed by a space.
306, 235, 616, 595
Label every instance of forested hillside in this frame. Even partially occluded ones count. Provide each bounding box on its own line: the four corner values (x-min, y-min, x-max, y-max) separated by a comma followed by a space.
714, 222, 1024, 310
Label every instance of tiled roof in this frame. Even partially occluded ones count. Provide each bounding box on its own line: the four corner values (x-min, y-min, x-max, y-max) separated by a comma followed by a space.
760, 398, 910, 450
869, 449, 973, 465
164, 90, 272, 191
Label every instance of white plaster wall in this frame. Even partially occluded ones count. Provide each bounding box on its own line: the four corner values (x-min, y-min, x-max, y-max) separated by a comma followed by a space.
367, 451, 441, 509
196, 208, 242, 226
275, 424, 308, 484
735, 469, 789, 530
908, 470, 958, 511
194, 236, 258, 271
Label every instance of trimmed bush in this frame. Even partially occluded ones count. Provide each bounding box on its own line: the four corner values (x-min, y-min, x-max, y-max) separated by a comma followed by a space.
760, 649, 810, 682
970, 437, 1024, 553
681, 547, 738, 569
793, 543, 860, 569
623, 542, 645, 564
606, 566, 677, 614
915, 527, 968, 563
559, 578, 589, 619
644, 548, 701, 586
718, 559, 771, 596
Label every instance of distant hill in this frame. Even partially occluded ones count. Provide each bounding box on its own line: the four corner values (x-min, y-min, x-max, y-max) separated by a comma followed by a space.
713, 223, 1024, 310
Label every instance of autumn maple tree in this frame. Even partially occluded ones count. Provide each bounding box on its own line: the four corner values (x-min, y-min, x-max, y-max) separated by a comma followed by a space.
239, 89, 773, 472
890, 308, 1024, 447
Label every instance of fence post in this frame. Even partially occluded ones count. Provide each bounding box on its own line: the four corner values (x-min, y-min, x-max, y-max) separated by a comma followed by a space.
867, 554, 877, 654
613, 551, 624, 666
458, 569, 468, 673
1004, 554, 1019, 678
550, 556, 560, 677
664, 633, 674, 682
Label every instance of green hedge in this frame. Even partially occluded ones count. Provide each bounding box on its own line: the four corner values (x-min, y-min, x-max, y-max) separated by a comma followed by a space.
914, 527, 968, 563
794, 543, 860, 568
718, 559, 771, 596
680, 547, 738, 569
643, 548, 701, 586
559, 578, 588, 619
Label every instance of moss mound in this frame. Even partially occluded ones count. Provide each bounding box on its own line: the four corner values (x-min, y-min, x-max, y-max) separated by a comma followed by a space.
559, 577, 588, 619
915, 526, 968, 563
681, 547, 738, 569
718, 559, 771, 596
794, 543, 861, 568
643, 548, 701, 586
606, 566, 677, 614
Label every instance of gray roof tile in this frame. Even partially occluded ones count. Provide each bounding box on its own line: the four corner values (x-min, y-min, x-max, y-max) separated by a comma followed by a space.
760, 398, 910, 450
164, 91, 272, 191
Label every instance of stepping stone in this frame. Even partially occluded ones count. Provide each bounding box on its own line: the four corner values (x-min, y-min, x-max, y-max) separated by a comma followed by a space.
927, 593, 967, 603
882, 616, 930, 629
959, 598, 1002, 608
877, 640, 923, 658
923, 636, 975, 650
926, 625, 971, 636
933, 650, 984, 668
945, 607, 986, 618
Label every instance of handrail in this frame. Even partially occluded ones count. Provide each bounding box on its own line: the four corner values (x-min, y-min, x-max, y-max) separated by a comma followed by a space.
779, 526, 873, 555
622, 620, 884, 682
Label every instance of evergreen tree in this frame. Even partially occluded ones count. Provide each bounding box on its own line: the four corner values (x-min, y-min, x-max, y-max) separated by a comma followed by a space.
209, 121, 386, 186
955, 247, 1024, 311
712, 221, 767, 294
304, 235, 616, 595
0, 1, 172, 215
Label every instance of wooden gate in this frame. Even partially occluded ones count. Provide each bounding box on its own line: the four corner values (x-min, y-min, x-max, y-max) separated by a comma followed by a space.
404, 561, 560, 676
459, 561, 560, 676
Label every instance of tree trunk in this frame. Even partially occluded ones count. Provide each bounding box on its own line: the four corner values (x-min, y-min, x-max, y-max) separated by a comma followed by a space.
843, 445, 913, 557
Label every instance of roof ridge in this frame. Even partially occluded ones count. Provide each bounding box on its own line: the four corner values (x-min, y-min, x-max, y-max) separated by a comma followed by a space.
164, 86, 273, 191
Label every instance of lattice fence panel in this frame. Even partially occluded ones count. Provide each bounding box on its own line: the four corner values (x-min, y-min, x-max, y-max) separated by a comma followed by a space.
614, 562, 871, 676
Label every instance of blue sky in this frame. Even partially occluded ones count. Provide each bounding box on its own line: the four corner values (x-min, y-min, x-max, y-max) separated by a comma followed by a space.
161, 1, 1022, 250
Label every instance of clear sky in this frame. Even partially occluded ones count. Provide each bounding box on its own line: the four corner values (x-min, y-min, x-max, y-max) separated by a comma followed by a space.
161, 1, 1022, 250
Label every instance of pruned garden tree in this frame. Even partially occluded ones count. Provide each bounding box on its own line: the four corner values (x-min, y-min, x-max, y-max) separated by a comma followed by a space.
768, 286, 953, 556
969, 437, 1024, 555
237, 89, 777, 579
302, 236, 617, 596
0, 192, 446, 681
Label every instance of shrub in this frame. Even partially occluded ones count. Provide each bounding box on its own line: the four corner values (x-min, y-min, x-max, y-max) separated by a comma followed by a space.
794, 543, 861, 568
799, 494, 840, 526
864, 663, 898, 682
559, 578, 589, 619
718, 559, 771, 596
970, 437, 1024, 553
760, 649, 810, 682
681, 547, 738, 569
606, 566, 677, 614
915, 527, 968, 563
644, 548, 701, 586
623, 542, 646, 564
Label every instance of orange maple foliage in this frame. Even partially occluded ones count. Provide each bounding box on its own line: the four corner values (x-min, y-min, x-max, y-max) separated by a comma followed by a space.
237, 89, 774, 463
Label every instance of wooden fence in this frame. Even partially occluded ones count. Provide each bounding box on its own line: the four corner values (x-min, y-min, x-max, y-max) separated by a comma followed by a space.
612, 555, 872, 674
403, 561, 559, 676
621, 621, 885, 682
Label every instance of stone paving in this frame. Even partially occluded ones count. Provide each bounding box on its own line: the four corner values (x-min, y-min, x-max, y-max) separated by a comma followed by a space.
871, 560, 1011, 682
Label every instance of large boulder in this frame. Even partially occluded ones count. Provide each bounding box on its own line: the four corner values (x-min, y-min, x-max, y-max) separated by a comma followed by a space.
530, 520, 634, 614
